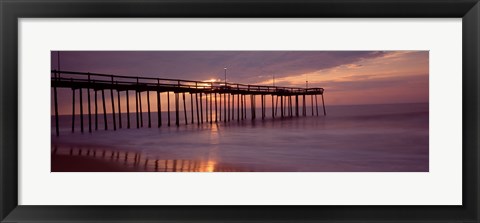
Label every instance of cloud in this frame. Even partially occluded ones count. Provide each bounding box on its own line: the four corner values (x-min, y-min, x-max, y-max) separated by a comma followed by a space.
52, 51, 388, 84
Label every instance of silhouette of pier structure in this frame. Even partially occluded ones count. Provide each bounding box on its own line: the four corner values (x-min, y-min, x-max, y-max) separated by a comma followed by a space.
52, 70, 326, 136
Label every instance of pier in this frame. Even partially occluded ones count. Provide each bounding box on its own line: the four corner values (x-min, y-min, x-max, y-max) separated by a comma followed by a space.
52, 70, 326, 136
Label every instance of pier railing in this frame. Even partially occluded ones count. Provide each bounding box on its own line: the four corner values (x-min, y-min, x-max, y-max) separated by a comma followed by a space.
51, 70, 326, 136
52, 70, 324, 95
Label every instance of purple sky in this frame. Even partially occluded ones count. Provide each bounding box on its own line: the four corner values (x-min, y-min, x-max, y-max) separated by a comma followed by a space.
51, 51, 428, 115
51, 51, 388, 82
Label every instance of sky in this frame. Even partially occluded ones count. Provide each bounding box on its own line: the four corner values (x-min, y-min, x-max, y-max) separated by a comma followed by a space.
51, 51, 428, 115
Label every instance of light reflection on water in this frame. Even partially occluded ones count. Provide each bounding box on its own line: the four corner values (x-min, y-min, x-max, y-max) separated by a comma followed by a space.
205, 123, 220, 172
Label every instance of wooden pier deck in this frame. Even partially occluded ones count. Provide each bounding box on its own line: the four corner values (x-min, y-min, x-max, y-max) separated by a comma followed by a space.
52, 70, 326, 136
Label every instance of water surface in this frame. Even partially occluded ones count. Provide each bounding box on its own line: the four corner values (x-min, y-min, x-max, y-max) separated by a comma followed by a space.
52, 103, 429, 172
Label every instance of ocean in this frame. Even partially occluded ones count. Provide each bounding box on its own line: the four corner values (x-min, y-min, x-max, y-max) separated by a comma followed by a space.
51, 103, 429, 172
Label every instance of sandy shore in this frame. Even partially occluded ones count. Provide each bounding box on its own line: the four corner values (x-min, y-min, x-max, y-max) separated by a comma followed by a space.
51, 154, 141, 172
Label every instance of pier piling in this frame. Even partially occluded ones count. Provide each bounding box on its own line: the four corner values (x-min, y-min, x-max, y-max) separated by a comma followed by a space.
204, 93, 208, 123
157, 91, 162, 127
210, 93, 213, 124
183, 92, 188, 125
280, 95, 284, 118
167, 92, 171, 127
135, 90, 139, 128
322, 94, 326, 116
53, 71, 59, 136
175, 92, 179, 127
215, 93, 218, 122
191, 93, 194, 124
237, 94, 240, 122
219, 93, 222, 122
80, 88, 84, 133
87, 76, 92, 133
126, 90, 130, 128
295, 95, 299, 117
72, 89, 75, 133
139, 91, 143, 127
117, 89, 122, 129
224, 93, 226, 123
95, 88, 98, 130
147, 91, 151, 128
200, 93, 203, 123
110, 78, 116, 131
195, 93, 200, 125
102, 89, 107, 130
311, 95, 314, 116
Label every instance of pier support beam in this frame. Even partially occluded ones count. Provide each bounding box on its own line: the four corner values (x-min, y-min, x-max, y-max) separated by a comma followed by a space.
237, 94, 240, 122
254, 95, 256, 119
200, 93, 203, 123
231, 94, 235, 121
195, 93, 200, 125
135, 91, 139, 128
110, 87, 116, 131
285, 95, 288, 117
219, 93, 222, 122
117, 90, 122, 129
289, 96, 293, 117
80, 88, 84, 133
280, 95, 284, 118
261, 95, 264, 120
183, 92, 188, 125
157, 91, 162, 127
311, 95, 314, 116
274, 95, 278, 117
271, 95, 274, 119
245, 95, 247, 119
210, 93, 213, 124
228, 94, 231, 121
205, 93, 208, 123
87, 83, 92, 133
224, 93, 226, 123
241, 94, 244, 120
102, 89, 108, 130
71, 89, 75, 133
53, 73, 59, 136
126, 90, 130, 129
95, 89, 98, 130
251, 95, 255, 120
191, 93, 194, 124
167, 92, 171, 126
139, 91, 143, 127
303, 95, 306, 116
215, 93, 218, 122
147, 91, 151, 128
322, 94, 327, 116
295, 95, 299, 117
175, 92, 179, 127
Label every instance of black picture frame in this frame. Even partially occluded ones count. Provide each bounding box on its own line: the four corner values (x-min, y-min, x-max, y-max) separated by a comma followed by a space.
1, 0, 479, 222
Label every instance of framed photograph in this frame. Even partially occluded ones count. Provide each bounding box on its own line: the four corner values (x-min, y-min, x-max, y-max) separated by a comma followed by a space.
1, 0, 479, 222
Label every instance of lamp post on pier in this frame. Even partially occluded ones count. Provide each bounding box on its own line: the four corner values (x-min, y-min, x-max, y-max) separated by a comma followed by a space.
224, 67, 227, 86
306, 73, 308, 88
